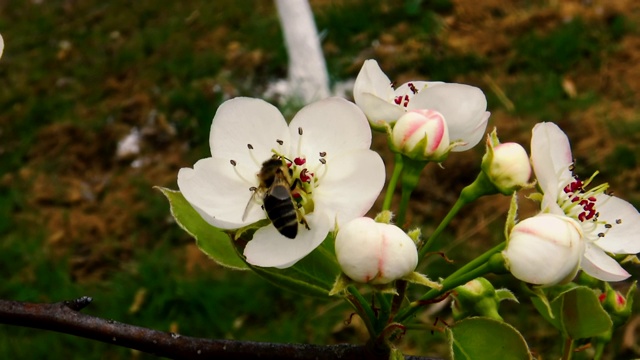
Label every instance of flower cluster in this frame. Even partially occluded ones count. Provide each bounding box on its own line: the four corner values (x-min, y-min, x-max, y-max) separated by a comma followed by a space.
503, 122, 640, 285
352, 59, 490, 165
178, 97, 385, 268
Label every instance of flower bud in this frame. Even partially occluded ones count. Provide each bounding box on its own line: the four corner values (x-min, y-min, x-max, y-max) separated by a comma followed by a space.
391, 109, 450, 161
599, 282, 635, 328
481, 129, 532, 194
452, 278, 504, 321
503, 213, 584, 286
335, 217, 418, 284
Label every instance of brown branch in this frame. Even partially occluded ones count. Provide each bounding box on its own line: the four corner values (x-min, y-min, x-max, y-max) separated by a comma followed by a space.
0, 297, 442, 360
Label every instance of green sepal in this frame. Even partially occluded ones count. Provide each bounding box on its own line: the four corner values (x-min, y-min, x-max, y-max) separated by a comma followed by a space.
504, 192, 518, 242
157, 187, 249, 270
495, 288, 518, 303
403, 271, 441, 290
447, 317, 531, 360
329, 273, 351, 296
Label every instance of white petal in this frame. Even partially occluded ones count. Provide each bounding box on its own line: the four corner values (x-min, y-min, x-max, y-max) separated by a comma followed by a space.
593, 194, 640, 253
289, 97, 373, 161
353, 59, 395, 103
530, 122, 573, 198
394, 81, 438, 98
0, 34, 4, 60
354, 92, 406, 124
178, 157, 264, 229
409, 83, 489, 151
210, 97, 290, 168
353, 60, 406, 123
243, 212, 331, 268
314, 149, 385, 227
581, 243, 630, 282
335, 217, 383, 282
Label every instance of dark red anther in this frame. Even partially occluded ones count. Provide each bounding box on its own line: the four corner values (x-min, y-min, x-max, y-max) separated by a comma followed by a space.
294, 157, 306, 166
300, 168, 312, 183
394, 96, 403, 105
408, 82, 418, 94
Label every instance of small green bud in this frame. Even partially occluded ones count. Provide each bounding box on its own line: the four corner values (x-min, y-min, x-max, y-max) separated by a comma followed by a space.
451, 277, 508, 321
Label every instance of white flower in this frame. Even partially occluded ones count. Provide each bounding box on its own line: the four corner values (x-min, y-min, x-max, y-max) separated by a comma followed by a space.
0, 34, 4, 59
353, 59, 490, 151
503, 213, 584, 286
335, 217, 418, 284
178, 97, 385, 269
481, 129, 532, 194
531, 122, 640, 281
391, 109, 450, 161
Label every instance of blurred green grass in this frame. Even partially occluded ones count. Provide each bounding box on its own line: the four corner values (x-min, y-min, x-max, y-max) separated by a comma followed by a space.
1, 0, 639, 359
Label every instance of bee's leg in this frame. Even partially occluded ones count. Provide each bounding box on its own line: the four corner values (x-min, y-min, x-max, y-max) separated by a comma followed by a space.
290, 178, 302, 190
299, 215, 310, 230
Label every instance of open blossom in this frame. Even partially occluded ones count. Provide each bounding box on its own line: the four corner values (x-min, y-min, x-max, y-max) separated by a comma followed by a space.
178, 97, 385, 269
353, 59, 490, 151
335, 217, 418, 284
531, 122, 640, 281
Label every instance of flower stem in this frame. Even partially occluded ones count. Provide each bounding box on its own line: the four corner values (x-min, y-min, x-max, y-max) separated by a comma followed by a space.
396, 156, 427, 227
346, 285, 378, 338
374, 292, 391, 332
418, 171, 498, 261
389, 280, 407, 322
382, 154, 403, 211
394, 241, 506, 323
561, 337, 575, 360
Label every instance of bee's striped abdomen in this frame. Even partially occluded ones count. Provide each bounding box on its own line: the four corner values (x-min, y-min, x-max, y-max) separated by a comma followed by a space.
263, 184, 298, 239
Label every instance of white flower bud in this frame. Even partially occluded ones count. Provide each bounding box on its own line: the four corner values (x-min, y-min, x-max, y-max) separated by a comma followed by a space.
503, 213, 584, 286
335, 217, 418, 284
391, 109, 450, 161
481, 130, 532, 194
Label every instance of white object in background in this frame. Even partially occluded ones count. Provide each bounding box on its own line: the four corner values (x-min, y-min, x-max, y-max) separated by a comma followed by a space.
275, 0, 330, 104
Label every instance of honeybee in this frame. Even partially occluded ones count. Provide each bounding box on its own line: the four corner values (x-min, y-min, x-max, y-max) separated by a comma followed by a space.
243, 157, 310, 239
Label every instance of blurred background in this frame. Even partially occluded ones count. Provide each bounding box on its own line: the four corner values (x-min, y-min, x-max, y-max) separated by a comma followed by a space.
1, 0, 639, 358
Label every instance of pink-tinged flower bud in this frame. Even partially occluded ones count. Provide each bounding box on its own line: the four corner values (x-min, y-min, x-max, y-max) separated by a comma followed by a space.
391, 109, 450, 162
335, 217, 418, 285
599, 282, 635, 328
481, 130, 532, 194
503, 213, 584, 286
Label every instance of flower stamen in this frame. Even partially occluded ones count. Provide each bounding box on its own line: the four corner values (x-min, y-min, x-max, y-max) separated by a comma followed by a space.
229, 159, 256, 187
246, 143, 264, 168
296, 127, 305, 158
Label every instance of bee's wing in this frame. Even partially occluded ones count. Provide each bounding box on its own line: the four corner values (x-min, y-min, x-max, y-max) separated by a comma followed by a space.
267, 175, 293, 200
242, 188, 264, 222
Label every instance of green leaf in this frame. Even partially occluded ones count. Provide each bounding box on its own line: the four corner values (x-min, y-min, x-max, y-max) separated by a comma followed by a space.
448, 317, 531, 360
157, 187, 249, 270
158, 187, 341, 297
249, 234, 341, 298
556, 286, 612, 339
531, 285, 612, 339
